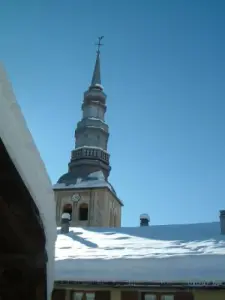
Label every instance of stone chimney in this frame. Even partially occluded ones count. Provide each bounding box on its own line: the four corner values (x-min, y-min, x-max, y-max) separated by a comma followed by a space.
140, 214, 150, 227
61, 212, 71, 234
220, 210, 225, 235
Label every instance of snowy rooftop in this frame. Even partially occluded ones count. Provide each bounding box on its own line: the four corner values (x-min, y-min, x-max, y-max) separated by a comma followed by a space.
55, 222, 225, 284
54, 180, 114, 191
53, 171, 123, 204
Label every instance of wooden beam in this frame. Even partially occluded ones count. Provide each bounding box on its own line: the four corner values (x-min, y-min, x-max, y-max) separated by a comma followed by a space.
0, 172, 13, 181
0, 196, 44, 254
0, 139, 47, 299
0, 268, 46, 300
0, 252, 47, 269
0, 139, 45, 253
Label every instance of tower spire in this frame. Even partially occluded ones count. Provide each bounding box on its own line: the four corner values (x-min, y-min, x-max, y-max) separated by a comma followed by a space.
91, 36, 104, 87
57, 36, 110, 183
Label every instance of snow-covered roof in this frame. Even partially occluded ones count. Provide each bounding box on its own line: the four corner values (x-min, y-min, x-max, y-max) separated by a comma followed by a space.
0, 63, 56, 299
54, 180, 115, 192
54, 171, 123, 205
55, 222, 225, 284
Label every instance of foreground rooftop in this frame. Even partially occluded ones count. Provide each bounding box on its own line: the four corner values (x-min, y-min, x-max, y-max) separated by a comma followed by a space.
55, 222, 225, 284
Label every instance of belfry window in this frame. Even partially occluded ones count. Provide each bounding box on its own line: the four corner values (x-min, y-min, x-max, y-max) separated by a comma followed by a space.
62, 203, 72, 220
79, 203, 88, 221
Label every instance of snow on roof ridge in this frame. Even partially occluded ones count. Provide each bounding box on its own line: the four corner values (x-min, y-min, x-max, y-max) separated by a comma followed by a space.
154, 221, 219, 227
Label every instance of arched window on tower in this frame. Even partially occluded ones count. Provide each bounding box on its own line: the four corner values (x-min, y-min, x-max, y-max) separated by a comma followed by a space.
79, 203, 88, 221
62, 203, 72, 221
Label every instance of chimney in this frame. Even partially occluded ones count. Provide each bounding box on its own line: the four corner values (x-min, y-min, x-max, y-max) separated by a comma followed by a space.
140, 214, 150, 227
220, 210, 225, 235
61, 212, 70, 234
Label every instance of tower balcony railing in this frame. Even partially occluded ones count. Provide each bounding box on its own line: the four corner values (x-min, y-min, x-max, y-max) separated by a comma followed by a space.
71, 147, 110, 164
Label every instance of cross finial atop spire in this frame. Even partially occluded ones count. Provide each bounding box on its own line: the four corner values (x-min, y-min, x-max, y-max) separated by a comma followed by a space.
91, 36, 104, 88
96, 36, 104, 54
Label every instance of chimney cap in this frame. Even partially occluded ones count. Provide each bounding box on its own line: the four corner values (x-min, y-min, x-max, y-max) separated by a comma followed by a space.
220, 210, 225, 216
140, 214, 150, 221
61, 212, 71, 220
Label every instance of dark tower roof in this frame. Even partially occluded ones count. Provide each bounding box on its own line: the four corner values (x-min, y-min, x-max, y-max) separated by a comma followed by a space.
91, 51, 101, 87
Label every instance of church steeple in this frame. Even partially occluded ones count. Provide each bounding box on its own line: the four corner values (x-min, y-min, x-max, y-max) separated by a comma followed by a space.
54, 37, 123, 228
91, 51, 101, 87
57, 37, 111, 183
91, 36, 103, 87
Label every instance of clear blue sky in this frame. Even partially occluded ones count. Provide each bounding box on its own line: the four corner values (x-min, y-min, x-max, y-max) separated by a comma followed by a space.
1, 0, 225, 226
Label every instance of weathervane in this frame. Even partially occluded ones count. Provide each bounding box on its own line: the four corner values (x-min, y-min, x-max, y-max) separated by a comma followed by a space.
95, 36, 104, 53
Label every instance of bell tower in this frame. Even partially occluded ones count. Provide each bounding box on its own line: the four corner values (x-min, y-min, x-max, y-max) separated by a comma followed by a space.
69, 36, 111, 180
53, 37, 123, 228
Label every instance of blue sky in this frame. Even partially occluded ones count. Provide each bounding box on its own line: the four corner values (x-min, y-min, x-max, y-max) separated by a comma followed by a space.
1, 0, 225, 226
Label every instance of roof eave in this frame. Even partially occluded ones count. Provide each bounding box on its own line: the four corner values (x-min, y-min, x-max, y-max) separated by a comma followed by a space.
54, 280, 225, 289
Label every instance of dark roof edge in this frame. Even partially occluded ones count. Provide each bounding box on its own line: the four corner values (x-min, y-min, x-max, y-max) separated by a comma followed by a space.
55, 280, 225, 289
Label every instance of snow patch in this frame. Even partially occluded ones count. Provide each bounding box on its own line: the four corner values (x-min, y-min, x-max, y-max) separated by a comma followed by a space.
54, 180, 112, 190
